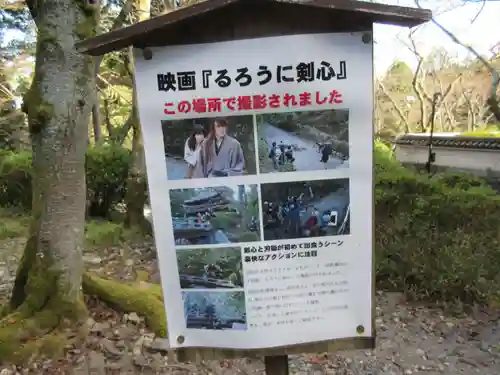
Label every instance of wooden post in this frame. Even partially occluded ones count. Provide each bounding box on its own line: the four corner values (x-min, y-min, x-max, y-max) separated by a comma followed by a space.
264, 355, 289, 375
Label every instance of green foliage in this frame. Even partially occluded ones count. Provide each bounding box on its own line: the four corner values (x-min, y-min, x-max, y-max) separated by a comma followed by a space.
458, 127, 500, 137
85, 220, 125, 247
211, 212, 240, 229
258, 110, 349, 141
0, 207, 29, 239
86, 144, 132, 217
434, 172, 491, 191
176, 247, 242, 283
0, 149, 32, 208
0, 144, 136, 217
388, 61, 413, 76
384, 60, 414, 94
374, 141, 500, 305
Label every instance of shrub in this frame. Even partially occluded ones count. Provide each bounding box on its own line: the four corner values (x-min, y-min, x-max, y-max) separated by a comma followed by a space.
374, 141, 500, 305
0, 144, 137, 217
211, 211, 240, 229
459, 125, 500, 137
86, 144, 132, 218
85, 220, 126, 247
0, 208, 29, 240
434, 171, 492, 191
0, 150, 32, 208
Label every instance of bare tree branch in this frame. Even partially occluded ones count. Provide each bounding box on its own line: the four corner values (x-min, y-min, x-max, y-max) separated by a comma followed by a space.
378, 80, 411, 133
0, 83, 15, 99
414, 0, 500, 122
90, 0, 136, 140
103, 99, 114, 137
97, 74, 132, 104
406, 30, 427, 131
470, 0, 486, 24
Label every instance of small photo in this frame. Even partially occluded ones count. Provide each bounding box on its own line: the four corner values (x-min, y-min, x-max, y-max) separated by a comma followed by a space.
176, 247, 244, 289
256, 109, 349, 173
161, 115, 257, 180
261, 178, 350, 241
182, 291, 247, 331
170, 184, 261, 245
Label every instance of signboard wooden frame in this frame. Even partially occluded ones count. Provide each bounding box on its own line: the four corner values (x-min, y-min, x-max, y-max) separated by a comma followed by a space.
77, 0, 431, 365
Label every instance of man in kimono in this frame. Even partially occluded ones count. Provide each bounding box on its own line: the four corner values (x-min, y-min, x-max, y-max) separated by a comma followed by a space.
193, 118, 245, 178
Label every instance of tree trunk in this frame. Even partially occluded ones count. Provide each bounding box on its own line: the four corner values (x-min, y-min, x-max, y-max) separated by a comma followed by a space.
124, 105, 148, 230
125, 0, 150, 230
91, 56, 103, 143
238, 185, 247, 229
6, 0, 97, 333
103, 99, 114, 137
91, 101, 102, 142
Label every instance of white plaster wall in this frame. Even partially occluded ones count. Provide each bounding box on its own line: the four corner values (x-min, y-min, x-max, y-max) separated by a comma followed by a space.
394, 145, 500, 174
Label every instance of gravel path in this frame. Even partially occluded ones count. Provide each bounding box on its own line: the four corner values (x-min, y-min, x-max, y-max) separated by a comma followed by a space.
1, 240, 500, 374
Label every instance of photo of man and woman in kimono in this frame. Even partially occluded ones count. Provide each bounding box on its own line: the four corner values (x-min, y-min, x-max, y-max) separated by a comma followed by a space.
161, 115, 257, 180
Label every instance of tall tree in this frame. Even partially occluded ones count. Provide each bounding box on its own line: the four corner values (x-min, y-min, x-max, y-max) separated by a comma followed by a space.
124, 0, 151, 229
1, 0, 98, 343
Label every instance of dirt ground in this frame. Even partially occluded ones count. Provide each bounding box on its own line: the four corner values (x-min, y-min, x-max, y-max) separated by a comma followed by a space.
1, 237, 500, 375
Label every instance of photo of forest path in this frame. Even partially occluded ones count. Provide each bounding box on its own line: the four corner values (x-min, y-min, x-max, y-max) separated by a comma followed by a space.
176, 247, 243, 289
257, 109, 350, 174
169, 185, 261, 245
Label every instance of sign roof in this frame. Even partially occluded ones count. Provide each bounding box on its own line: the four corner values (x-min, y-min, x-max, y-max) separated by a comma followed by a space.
76, 0, 432, 56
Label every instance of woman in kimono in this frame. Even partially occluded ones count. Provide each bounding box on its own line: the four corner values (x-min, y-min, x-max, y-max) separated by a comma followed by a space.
183, 124, 205, 179
193, 118, 245, 178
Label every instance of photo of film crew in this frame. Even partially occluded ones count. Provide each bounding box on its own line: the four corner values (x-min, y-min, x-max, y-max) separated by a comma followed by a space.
169, 184, 261, 246
176, 247, 244, 289
261, 178, 350, 241
256, 109, 349, 174
182, 291, 247, 331
161, 115, 257, 180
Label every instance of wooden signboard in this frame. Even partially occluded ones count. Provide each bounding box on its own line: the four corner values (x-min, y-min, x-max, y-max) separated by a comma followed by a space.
77, 1, 431, 373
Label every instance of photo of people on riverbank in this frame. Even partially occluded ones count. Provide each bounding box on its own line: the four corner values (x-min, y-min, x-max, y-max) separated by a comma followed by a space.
182, 291, 247, 331
260, 178, 350, 241
176, 247, 244, 289
256, 109, 349, 174
169, 185, 261, 246
161, 116, 256, 180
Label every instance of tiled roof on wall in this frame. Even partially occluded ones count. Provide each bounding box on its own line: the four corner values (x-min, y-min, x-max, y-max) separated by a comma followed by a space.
394, 134, 500, 150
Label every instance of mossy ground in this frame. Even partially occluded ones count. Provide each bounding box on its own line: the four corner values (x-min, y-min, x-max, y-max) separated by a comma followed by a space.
0, 208, 30, 240
0, 209, 166, 364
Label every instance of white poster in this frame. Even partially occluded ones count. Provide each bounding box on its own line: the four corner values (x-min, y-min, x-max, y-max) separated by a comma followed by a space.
134, 32, 373, 350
